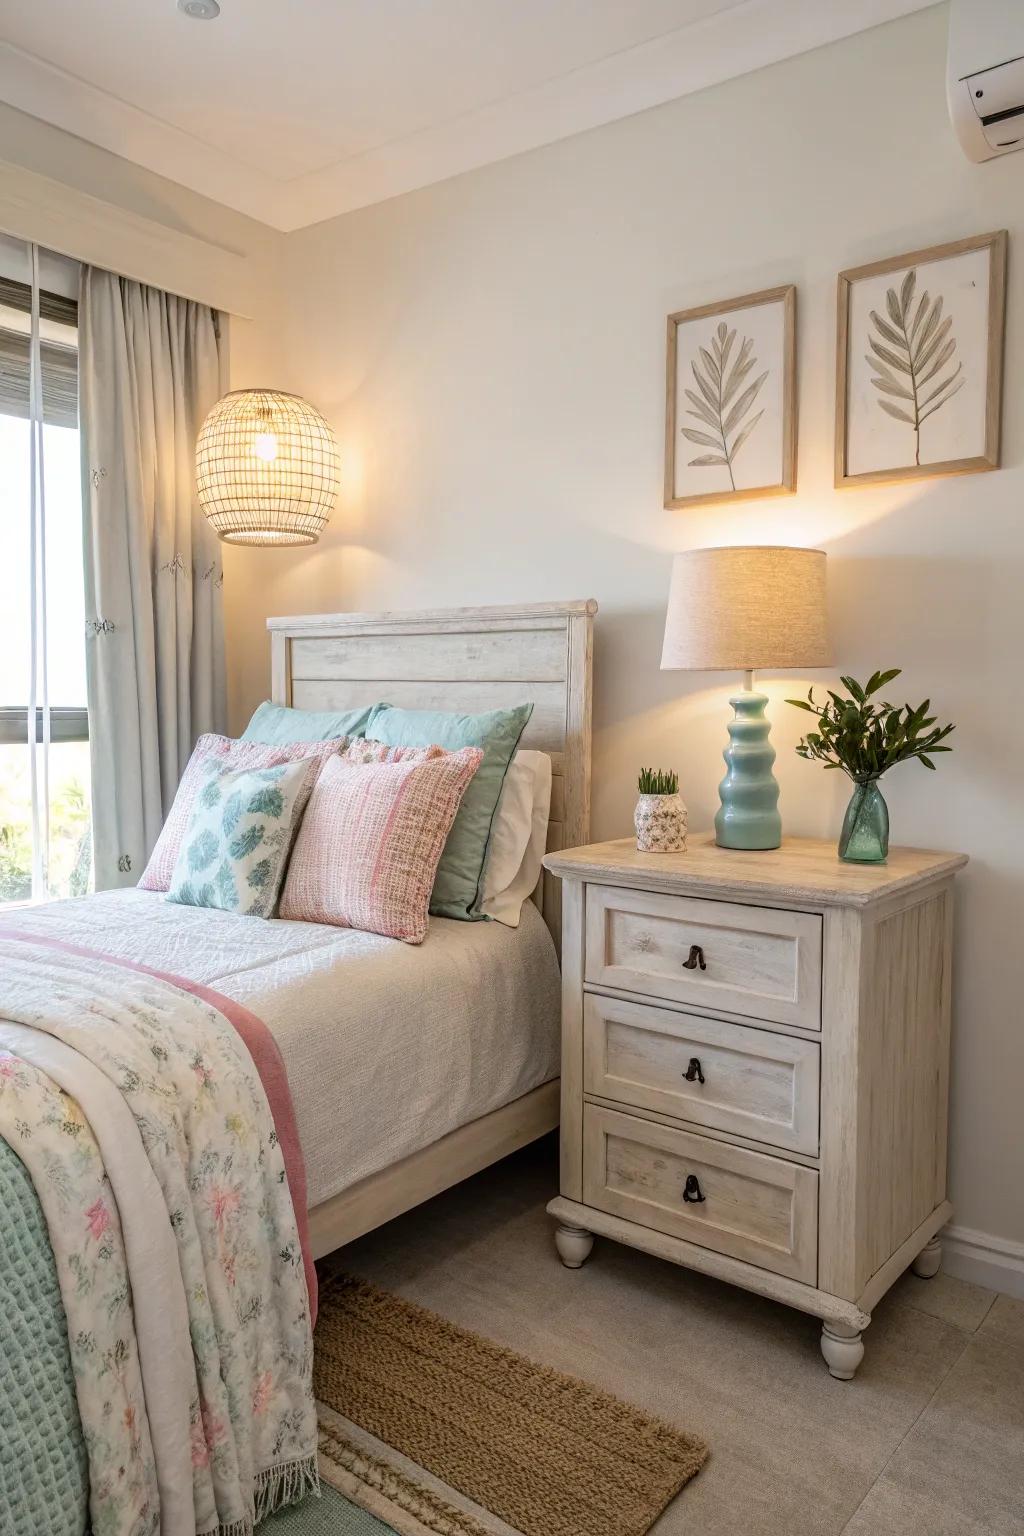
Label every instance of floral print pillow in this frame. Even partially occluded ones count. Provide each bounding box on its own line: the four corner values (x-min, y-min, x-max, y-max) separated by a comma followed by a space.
166, 757, 317, 918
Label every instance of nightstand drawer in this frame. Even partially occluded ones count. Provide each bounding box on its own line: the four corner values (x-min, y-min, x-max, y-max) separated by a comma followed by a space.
583, 1104, 818, 1282
583, 994, 820, 1154
585, 885, 822, 1029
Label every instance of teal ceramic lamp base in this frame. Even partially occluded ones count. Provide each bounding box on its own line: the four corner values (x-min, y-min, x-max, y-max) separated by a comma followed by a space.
715, 690, 782, 851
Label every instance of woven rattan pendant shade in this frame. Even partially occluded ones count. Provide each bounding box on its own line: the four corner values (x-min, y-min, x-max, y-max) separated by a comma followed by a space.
196, 389, 339, 546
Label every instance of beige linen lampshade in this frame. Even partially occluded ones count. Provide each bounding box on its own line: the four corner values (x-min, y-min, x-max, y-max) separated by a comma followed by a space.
661, 546, 831, 673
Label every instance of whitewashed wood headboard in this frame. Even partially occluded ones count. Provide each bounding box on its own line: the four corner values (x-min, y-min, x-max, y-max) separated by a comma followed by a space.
267, 600, 596, 950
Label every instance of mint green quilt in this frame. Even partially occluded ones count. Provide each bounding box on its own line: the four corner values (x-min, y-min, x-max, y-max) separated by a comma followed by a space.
0, 1136, 88, 1536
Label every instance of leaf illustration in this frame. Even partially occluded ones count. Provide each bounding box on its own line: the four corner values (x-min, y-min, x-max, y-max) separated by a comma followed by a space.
729, 410, 765, 461
229, 824, 265, 860
691, 360, 717, 408
867, 267, 962, 465
188, 828, 219, 873
681, 427, 724, 449
723, 371, 767, 436
222, 790, 244, 836
684, 388, 719, 428
216, 858, 239, 909
247, 857, 275, 891
878, 400, 916, 424
683, 324, 769, 489
246, 787, 284, 818
198, 777, 222, 810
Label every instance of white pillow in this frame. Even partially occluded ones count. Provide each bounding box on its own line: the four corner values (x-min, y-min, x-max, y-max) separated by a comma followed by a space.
478, 750, 552, 926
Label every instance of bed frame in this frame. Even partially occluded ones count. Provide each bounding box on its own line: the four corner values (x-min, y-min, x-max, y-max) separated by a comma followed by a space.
267, 599, 596, 1258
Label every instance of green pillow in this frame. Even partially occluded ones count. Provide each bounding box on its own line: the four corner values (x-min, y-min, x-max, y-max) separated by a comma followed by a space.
241, 699, 376, 744
166, 758, 313, 918
366, 701, 533, 920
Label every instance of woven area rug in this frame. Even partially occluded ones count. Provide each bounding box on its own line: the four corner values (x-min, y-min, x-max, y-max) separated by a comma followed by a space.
312, 1273, 708, 1536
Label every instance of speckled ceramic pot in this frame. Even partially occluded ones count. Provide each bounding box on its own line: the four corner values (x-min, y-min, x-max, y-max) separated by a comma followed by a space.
634, 792, 687, 853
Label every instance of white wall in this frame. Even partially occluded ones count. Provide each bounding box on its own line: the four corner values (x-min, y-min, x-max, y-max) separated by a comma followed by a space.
238, 4, 1023, 1263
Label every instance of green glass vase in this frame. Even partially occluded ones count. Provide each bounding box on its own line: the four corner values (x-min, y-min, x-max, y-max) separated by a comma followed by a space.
838, 780, 889, 863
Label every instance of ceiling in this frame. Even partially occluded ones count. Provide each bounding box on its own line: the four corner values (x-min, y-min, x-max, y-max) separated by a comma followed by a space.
0, 0, 937, 231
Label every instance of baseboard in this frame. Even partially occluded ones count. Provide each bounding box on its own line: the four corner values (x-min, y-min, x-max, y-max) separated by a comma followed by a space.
942, 1222, 1024, 1300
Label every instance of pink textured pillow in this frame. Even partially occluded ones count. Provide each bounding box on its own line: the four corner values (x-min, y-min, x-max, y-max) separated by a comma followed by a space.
279, 748, 483, 943
139, 733, 347, 892
340, 738, 444, 765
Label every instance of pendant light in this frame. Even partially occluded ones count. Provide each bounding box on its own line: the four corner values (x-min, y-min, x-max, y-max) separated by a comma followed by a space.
196, 389, 339, 546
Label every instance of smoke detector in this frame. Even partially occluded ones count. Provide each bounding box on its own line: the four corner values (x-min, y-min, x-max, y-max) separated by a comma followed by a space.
178, 0, 220, 18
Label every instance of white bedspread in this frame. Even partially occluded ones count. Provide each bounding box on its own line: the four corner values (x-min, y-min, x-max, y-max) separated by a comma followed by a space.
8, 890, 561, 1208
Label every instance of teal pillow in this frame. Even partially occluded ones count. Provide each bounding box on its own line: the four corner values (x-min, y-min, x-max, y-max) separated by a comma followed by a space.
366, 702, 533, 920
166, 757, 314, 917
241, 699, 376, 744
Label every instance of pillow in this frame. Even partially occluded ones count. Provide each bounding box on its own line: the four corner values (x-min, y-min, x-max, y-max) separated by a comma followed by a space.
341, 738, 444, 765
241, 700, 377, 744
279, 748, 482, 944
364, 702, 533, 921
167, 758, 317, 918
139, 734, 344, 892
478, 751, 553, 927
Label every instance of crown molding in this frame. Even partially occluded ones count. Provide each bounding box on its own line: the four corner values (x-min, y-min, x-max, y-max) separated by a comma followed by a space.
0, 42, 276, 224
1, 0, 939, 234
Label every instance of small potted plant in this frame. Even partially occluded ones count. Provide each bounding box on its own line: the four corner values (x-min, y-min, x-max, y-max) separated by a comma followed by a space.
787, 670, 954, 863
635, 768, 687, 853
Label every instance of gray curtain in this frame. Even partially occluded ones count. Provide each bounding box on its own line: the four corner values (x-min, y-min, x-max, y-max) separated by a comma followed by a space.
79, 268, 227, 890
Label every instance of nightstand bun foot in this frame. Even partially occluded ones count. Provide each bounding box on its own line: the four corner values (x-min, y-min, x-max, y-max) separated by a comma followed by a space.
554, 1223, 594, 1269
821, 1322, 866, 1380
911, 1235, 942, 1279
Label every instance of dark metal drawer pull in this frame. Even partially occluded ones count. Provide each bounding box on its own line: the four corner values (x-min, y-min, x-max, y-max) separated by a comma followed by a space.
682, 1174, 706, 1204
683, 1057, 705, 1085
682, 944, 706, 972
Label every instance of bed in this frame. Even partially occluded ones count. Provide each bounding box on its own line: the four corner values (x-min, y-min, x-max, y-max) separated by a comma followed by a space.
0, 598, 594, 1536
264, 597, 595, 1252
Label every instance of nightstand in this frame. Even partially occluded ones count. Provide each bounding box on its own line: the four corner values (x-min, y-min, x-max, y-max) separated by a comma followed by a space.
543, 834, 967, 1379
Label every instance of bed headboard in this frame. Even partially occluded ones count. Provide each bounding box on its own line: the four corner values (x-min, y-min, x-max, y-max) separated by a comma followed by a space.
267, 600, 596, 952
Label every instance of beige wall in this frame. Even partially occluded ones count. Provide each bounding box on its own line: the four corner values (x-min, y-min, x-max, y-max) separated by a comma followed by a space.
246, 4, 1022, 1255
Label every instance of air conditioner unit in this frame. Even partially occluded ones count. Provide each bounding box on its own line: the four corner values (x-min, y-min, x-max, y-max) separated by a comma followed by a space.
948, 0, 1024, 162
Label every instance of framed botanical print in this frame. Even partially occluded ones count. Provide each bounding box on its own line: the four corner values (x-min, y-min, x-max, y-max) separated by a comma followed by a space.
835, 230, 1007, 487
664, 284, 796, 510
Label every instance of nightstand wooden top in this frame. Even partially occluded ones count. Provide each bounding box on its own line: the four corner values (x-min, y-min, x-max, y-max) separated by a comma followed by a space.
543, 833, 967, 909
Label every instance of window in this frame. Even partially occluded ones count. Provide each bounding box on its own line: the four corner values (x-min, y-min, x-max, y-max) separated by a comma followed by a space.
0, 261, 91, 904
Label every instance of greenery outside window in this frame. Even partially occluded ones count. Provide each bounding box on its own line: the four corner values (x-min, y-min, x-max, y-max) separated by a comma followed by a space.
0, 266, 91, 903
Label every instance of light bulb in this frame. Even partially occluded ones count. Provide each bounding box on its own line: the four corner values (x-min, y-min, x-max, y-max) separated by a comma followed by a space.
253, 431, 278, 462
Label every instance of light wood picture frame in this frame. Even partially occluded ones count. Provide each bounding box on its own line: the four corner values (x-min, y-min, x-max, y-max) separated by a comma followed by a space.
835, 230, 1007, 488
664, 284, 797, 510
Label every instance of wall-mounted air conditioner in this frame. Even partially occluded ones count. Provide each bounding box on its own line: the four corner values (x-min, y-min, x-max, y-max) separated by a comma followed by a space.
948, 0, 1024, 162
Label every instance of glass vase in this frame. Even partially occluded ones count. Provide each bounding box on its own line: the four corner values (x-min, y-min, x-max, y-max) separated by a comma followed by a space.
838, 780, 889, 863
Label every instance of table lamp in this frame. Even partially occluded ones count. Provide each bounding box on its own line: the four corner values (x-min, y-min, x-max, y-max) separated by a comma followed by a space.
660, 546, 830, 850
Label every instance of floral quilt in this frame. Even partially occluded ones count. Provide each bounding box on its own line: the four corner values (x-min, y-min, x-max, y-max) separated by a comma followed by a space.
0, 933, 318, 1536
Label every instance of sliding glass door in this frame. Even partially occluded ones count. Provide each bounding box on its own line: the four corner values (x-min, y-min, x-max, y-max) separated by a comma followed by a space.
0, 241, 91, 903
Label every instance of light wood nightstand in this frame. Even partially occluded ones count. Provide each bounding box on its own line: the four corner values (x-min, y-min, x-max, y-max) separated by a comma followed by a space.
543, 833, 968, 1379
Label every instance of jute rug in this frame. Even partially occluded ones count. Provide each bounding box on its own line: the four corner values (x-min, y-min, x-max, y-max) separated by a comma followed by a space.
312, 1273, 708, 1536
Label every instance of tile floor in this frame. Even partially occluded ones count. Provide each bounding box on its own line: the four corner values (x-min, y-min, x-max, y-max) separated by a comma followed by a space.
340, 1136, 1024, 1536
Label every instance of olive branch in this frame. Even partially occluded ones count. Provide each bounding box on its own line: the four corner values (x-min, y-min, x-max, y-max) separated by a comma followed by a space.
867, 268, 964, 467
682, 321, 768, 490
